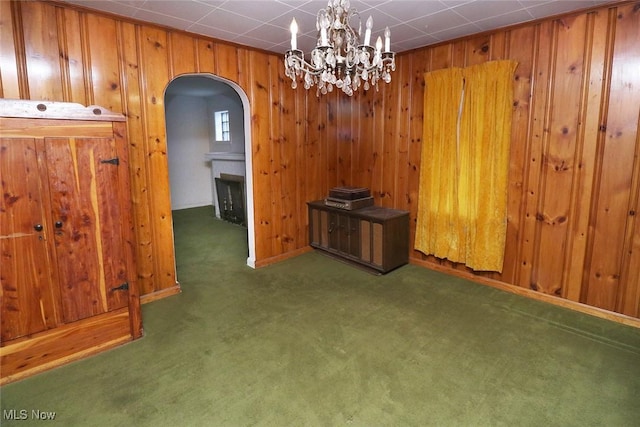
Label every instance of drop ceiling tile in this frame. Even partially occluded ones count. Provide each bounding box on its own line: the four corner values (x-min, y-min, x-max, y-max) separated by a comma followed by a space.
186, 22, 239, 42
524, 0, 600, 19
231, 34, 277, 51
197, 7, 263, 32
406, 8, 469, 34
193, 0, 227, 6
218, 1, 293, 22
133, 9, 192, 31
451, 0, 524, 22
431, 21, 484, 41
65, 0, 138, 17
395, 34, 441, 52
60, 0, 619, 55
243, 23, 289, 41
473, 9, 533, 31
139, 0, 216, 22
272, 10, 318, 36
385, 23, 426, 45
372, 0, 449, 23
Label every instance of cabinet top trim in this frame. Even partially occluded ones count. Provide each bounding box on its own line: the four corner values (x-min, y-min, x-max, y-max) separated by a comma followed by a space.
0, 99, 125, 122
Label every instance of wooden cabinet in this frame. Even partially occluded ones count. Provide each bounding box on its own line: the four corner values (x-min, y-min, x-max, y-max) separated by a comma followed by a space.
308, 200, 409, 274
0, 100, 142, 385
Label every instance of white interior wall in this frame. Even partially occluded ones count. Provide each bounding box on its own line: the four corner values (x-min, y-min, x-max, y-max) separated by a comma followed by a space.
207, 90, 245, 154
166, 94, 212, 210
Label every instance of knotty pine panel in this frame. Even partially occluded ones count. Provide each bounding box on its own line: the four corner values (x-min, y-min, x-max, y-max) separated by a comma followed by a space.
502, 25, 534, 284
562, 9, 613, 303
117, 21, 156, 297
57, 8, 86, 104
304, 93, 327, 201
169, 32, 196, 78
248, 49, 273, 263
214, 43, 239, 84
196, 39, 215, 73
85, 14, 122, 110
20, 1, 63, 101
138, 26, 177, 292
268, 55, 285, 256
584, 2, 640, 313
534, 14, 588, 297
407, 50, 429, 262
0, 1, 21, 99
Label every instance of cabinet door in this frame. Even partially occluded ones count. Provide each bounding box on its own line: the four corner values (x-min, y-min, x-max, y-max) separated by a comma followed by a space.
45, 137, 129, 323
0, 138, 59, 341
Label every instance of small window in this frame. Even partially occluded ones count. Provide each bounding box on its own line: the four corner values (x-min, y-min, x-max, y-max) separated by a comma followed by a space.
214, 110, 230, 142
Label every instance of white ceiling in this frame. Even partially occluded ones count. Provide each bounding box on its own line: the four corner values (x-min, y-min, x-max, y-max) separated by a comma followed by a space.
62, 0, 615, 54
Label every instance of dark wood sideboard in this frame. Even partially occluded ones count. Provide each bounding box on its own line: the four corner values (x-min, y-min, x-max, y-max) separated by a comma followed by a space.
307, 200, 409, 274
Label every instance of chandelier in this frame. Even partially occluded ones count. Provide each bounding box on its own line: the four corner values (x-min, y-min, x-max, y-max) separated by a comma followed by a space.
284, 0, 396, 96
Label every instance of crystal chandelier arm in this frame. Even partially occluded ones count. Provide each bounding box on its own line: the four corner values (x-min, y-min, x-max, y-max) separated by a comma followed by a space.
284, 0, 395, 96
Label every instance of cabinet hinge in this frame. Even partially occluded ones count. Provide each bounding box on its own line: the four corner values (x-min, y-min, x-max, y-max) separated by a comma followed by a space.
101, 157, 120, 166
111, 282, 129, 292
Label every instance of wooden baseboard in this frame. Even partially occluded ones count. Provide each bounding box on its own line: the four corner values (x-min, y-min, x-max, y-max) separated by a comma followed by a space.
254, 246, 313, 268
0, 309, 134, 385
140, 284, 182, 304
409, 257, 640, 329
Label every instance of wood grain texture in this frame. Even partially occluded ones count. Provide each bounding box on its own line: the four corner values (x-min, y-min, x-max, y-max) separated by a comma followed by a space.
0, 308, 132, 385
0, 138, 59, 341
0, 103, 142, 383
2, 1, 639, 321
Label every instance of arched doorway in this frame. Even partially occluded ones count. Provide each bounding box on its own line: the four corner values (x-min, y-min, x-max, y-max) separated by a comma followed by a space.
164, 74, 256, 268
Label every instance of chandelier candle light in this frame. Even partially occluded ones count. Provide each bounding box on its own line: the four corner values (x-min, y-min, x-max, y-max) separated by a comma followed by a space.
284, 0, 396, 96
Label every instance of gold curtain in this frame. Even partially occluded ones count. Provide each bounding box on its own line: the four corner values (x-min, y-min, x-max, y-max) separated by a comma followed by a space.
415, 60, 517, 272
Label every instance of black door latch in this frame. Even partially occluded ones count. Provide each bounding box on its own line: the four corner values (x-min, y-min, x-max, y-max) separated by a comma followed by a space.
111, 282, 129, 292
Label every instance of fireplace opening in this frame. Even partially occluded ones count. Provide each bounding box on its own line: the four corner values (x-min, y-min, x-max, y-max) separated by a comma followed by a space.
215, 173, 246, 226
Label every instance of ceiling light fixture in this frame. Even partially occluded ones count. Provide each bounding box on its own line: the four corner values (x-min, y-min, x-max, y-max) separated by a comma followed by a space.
284, 0, 395, 96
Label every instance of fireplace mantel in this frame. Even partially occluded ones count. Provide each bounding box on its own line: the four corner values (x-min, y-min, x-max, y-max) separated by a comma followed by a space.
204, 152, 245, 162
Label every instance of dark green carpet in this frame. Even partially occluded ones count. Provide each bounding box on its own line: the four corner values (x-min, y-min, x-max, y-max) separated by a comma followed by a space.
2, 206, 639, 426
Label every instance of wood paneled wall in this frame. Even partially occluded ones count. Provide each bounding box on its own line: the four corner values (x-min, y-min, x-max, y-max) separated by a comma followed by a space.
1, 1, 638, 321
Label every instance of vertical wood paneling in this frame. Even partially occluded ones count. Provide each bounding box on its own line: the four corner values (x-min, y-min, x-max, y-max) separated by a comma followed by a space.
85, 14, 121, 111
325, 91, 339, 188
3, 0, 639, 321
118, 21, 155, 295
138, 26, 176, 289
293, 82, 307, 246
370, 86, 385, 201
502, 26, 534, 284
58, 8, 86, 105
563, 9, 612, 302
20, 1, 63, 101
196, 39, 215, 73
305, 94, 325, 199
407, 49, 428, 257
0, 0, 21, 98
518, 22, 552, 291
214, 43, 238, 83
169, 32, 196, 78
381, 80, 398, 208
268, 56, 284, 255
354, 91, 374, 190
336, 93, 352, 187
278, 60, 298, 252
535, 15, 587, 296
249, 49, 272, 261
584, 2, 640, 312
394, 55, 412, 210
